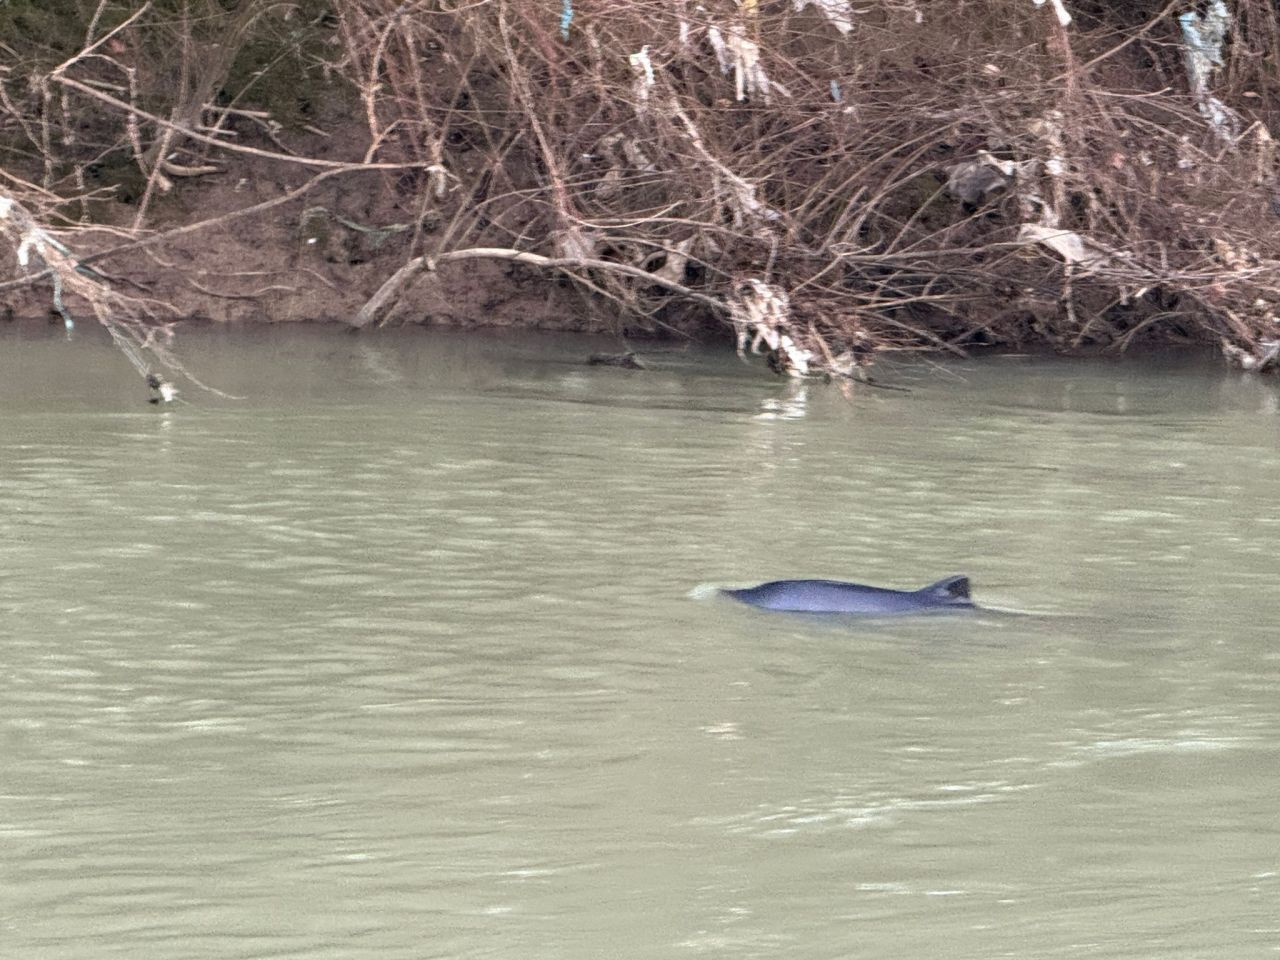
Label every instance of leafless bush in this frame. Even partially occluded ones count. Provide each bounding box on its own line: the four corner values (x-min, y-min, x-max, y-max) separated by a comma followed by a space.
4, 0, 1280, 383
323, 0, 1280, 372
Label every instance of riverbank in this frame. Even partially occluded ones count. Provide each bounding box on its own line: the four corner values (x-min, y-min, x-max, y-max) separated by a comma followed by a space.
3, 134, 632, 335
4, 1, 1280, 382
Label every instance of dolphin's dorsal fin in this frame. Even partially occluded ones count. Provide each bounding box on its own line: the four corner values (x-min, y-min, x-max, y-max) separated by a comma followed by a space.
919, 575, 970, 600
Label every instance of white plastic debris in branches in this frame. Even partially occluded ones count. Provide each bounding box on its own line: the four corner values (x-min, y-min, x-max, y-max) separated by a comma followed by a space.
425, 163, 452, 200
707, 21, 778, 103
2, 191, 76, 331
1031, 0, 1071, 27
730, 26, 770, 103
1181, 0, 1229, 92
1016, 224, 1111, 273
793, 0, 854, 35
2, 190, 183, 400
1222, 338, 1280, 372
1027, 111, 1067, 226
1200, 96, 1240, 141
629, 45, 655, 113
729, 279, 812, 377
677, 0, 691, 47
707, 24, 731, 74
1179, 0, 1240, 142
727, 174, 781, 225
945, 151, 1017, 205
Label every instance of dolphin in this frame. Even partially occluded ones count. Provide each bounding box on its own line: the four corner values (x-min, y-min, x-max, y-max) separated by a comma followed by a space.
721, 575, 974, 615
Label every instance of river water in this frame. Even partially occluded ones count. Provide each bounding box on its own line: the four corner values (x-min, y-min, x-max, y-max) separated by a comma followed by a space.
1, 324, 1278, 959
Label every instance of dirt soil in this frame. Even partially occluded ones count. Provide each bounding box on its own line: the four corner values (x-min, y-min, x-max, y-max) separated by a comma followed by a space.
6, 134, 635, 337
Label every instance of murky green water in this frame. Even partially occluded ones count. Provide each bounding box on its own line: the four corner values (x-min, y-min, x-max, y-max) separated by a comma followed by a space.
2, 324, 1278, 959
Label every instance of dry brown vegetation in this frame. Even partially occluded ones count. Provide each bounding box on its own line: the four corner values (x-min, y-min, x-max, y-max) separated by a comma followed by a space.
4, 0, 1280, 389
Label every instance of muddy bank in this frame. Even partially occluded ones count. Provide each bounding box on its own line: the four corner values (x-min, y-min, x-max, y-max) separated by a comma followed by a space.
4, 156, 640, 336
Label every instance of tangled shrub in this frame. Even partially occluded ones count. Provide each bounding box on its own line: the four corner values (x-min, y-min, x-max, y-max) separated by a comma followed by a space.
4, 0, 1280, 381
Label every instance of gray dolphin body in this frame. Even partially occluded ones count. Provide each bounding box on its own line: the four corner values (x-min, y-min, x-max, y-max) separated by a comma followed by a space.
722, 575, 974, 615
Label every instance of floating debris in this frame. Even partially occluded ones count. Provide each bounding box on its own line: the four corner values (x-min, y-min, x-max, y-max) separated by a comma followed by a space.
146, 374, 179, 404
729, 279, 811, 377
1221, 338, 1280, 373
587, 351, 645, 369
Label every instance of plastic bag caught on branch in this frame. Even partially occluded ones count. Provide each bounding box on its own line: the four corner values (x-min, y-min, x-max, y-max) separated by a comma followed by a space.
728, 279, 812, 377
1032, 0, 1072, 27
2, 190, 224, 404
1221, 338, 1280, 372
945, 151, 1016, 205
2, 194, 78, 332
1179, 0, 1241, 142
1016, 223, 1112, 273
792, 0, 854, 34
707, 21, 786, 103
629, 45, 655, 112
1180, 0, 1229, 93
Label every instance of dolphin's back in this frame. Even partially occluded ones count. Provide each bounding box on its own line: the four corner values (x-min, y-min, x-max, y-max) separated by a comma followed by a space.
723, 575, 972, 614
